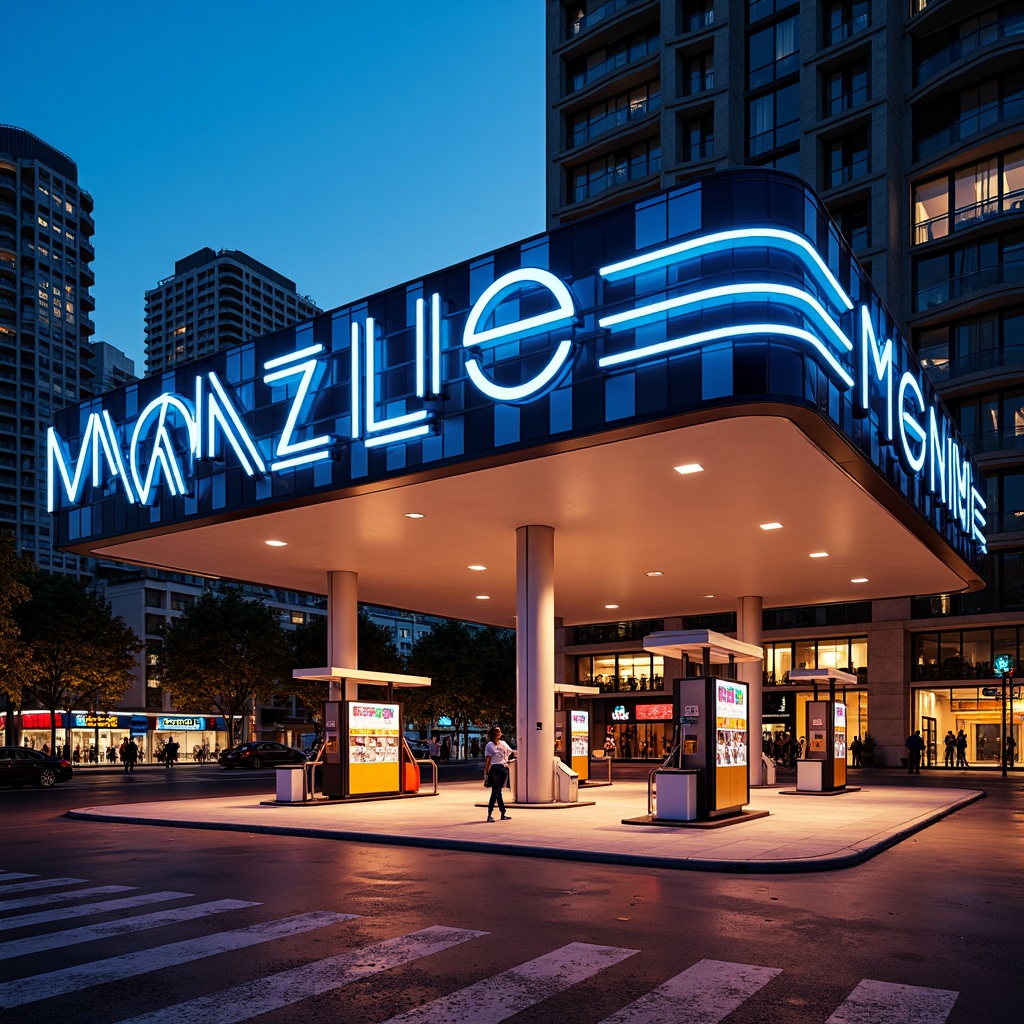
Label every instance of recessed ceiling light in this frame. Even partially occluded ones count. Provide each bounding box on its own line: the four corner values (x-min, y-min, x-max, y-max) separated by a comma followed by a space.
851, 577, 869, 584
673, 463, 704, 475
605, 604, 619, 609
404, 513, 425, 519
760, 522, 783, 531
810, 551, 829, 558
475, 595, 490, 600
468, 565, 487, 571
645, 570, 664, 577
265, 540, 287, 547
703, 593, 715, 599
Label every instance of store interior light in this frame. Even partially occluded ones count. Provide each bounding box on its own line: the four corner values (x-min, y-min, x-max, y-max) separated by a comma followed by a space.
404, 513, 425, 519
673, 463, 704, 475
810, 551, 829, 558
264, 540, 287, 547
760, 522, 783, 530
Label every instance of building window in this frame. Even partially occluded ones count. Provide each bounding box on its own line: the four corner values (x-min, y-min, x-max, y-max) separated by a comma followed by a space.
914, 305, 1024, 382
681, 0, 714, 33
825, 0, 869, 46
826, 128, 869, 188
565, 27, 660, 93
834, 200, 870, 250
748, 83, 800, 156
911, 232, 1024, 311
681, 50, 714, 96
914, 4, 1024, 87
144, 588, 166, 609
680, 113, 714, 160
564, 0, 636, 40
749, 0, 798, 23
748, 14, 799, 89
568, 80, 661, 148
824, 62, 868, 117
569, 139, 662, 202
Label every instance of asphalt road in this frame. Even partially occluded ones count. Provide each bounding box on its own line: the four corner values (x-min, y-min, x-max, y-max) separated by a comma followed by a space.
0, 764, 1020, 1023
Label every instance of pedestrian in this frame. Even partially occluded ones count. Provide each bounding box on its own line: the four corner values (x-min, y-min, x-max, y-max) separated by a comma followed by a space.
943, 730, 956, 768
850, 735, 863, 768
428, 735, 440, 759
164, 736, 179, 768
955, 729, 969, 768
483, 725, 514, 822
124, 737, 138, 773
905, 729, 924, 774
440, 736, 451, 763
470, 737, 480, 758
1004, 734, 1017, 766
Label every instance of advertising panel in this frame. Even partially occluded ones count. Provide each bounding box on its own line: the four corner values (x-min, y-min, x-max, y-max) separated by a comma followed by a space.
636, 704, 673, 720
347, 702, 401, 795
570, 710, 589, 782
833, 701, 847, 787
157, 716, 206, 732
714, 680, 749, 813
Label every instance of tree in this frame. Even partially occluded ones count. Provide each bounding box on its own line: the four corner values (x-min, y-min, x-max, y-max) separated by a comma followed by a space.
15, 572, 142, 754
0, 532, 33, 742
406, 622, 516, 753
160, 588, 291, 747
286, 612, 406, 731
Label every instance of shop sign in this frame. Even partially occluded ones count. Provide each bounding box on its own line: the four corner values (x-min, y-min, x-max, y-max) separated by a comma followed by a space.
611, 705, 630, 721
21, 713, 61, 729
47, 218, 986, 555
636, 703, 673, 720
73, 714, 120, 729
157, 716, 206, 731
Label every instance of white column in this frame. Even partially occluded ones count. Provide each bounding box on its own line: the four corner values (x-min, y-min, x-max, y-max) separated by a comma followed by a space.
737, 595, 764, 788
516, 525, 555, 803
327, 570, 359, 702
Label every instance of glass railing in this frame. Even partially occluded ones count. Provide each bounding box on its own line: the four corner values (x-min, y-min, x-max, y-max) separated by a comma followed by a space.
568, 35, 660, 92
828, 12, 869, 45
922, 343, 1024, 382
570, 94, 660, 147
915, 261, 1024, 310
682, 7, 714, 32
573, 152, 662, 202
915, 15, 1024, 86
565, 0, 638, 39
913, 589, 1024, 618
915, 94, 1024, 161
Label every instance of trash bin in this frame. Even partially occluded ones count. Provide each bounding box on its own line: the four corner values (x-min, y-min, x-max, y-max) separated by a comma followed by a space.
553, 758, 579, 802
654, 769, 697, 821
276, 764, 305, 802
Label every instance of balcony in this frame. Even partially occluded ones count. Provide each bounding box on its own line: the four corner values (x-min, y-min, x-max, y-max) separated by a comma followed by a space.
0, 174, 15, 195
958, 420, 1024, 454
915, 93, 1024, 163
915, 15, 1024, 87
565, 0, 641, 40
915, 261, 1024, 312
915, 188, 1024, 244
567, 34, 659, 94
568, 92, 660, 148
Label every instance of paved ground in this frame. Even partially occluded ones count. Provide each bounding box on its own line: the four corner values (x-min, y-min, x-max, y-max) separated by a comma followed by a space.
66, 772, 985, 873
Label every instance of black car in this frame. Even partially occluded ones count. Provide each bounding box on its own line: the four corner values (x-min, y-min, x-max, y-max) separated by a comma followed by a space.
217, 741, 307, 769
0, 746, 74, 788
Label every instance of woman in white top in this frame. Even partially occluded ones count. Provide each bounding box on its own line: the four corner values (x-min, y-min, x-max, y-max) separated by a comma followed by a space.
483, 725, 514, 821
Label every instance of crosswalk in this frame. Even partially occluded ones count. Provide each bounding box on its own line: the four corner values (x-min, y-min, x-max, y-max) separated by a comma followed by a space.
0, 869, 960, 1023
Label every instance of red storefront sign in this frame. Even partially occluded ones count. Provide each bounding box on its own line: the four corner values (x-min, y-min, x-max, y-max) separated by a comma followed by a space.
636, 704, 673, 720
20, 713, 63, 729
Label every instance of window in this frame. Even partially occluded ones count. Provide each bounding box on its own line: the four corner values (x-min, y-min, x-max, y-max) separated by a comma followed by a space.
748, 14, 799, 89
826, 129, 868, 187
144, 588, 166, 609
826, 0, 869, 45
681, 113, 714, 160
681, 0, 714, 32
681, 50, 714, 96
825, 63, 868, 117
566, 28, 660, 93
748, 83, 800, 155
749, 0, 798, 23
913, 178, 949, 244
568, 80, 661, 147
834, 201, 870, 250
569, 140, 662, 202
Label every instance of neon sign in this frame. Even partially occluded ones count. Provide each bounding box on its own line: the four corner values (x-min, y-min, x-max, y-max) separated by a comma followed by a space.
47, 222, 986, 553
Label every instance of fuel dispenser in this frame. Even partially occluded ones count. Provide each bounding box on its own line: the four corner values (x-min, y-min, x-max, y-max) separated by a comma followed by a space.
554, 709, 590, 782
789, 669, 854, 793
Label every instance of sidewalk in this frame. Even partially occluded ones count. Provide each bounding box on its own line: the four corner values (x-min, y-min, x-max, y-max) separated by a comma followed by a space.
66, 774, 985, 874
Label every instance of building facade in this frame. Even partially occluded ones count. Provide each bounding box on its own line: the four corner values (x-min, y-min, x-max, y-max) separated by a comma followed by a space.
92, 341, 138, 393
0, 125, 98, 579
144, 247, 320, 375
547, 0, 1024, 767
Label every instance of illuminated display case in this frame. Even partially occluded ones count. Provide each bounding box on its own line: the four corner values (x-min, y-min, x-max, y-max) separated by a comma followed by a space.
802, 699, 848, 792
322, 700, 403, 798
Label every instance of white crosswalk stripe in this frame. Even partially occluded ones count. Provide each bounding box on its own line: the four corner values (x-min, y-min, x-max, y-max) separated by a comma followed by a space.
0, 875, 87, 892
114, 925, 486, 1024
0, 898, 259, 961
597, 958, 783, 1024
381, 941, 639, 1024
0, 884, 135, 912
0, 872, 44, 883
0, 909, 353, 1008
0, 890, 193, 932
825, 979, 958, 1023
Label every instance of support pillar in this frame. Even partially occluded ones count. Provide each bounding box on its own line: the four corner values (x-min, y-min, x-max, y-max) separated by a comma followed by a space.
737, 595, 764, 788
327, 570, 359, 702
516, 525, 555, 803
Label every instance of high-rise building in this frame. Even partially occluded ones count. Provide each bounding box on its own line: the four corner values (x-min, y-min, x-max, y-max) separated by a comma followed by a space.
0, 125, 96, 578
144, 247, 320, 374
91, 341, 138, 393
546, 0, 1024, 766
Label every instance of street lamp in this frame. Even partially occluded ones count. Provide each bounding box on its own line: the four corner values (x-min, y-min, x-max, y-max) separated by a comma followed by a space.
994, 653, 1013, 779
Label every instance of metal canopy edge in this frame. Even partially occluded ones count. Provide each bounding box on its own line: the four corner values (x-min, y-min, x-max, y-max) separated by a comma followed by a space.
643, 630, 764, 662
292, 666, 432, 688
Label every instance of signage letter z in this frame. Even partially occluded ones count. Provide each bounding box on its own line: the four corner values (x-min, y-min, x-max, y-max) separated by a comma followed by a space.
262, 344, 333, 471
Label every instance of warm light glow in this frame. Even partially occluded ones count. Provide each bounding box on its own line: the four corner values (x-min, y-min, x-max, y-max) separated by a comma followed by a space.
265, 540, 287, 547
810, 551, 829, 558
468, 565, 487, 571
475, 595, 490, 600
703, 593, 715, 598
605, 604, 619, 609
645, 570, 663, 577
673, 463, 704, 475
851, 577, 869, 583
760, 522, 783, 530
405, 513, 425, 519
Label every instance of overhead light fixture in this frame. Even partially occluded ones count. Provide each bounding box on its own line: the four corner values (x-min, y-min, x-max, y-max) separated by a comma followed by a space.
265, 540, 287, 547
605, 604, 619, 610
645, 570, 664, 577
851, 577, 869, 584
703, 593, 715, 599
810, 551, 829, 558
760, 522, 783, 531
468, 565, 487, 571
673, 463, 704, 475
475, 595, 490, 600
404, 513, 425, 519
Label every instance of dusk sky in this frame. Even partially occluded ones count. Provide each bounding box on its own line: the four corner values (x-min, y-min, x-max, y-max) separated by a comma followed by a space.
5, 1, 545, 371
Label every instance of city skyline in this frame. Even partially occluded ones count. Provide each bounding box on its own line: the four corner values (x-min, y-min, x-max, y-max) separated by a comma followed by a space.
4, 0, 544, 370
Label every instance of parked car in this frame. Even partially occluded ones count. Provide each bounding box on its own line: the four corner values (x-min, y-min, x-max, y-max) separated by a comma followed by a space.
217, 741, 307, 770
0, 746, 74, 788
405, 738, 431, 758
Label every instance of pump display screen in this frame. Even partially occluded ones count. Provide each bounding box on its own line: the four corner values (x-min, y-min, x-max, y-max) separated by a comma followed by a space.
715, 682, 748, 768
834, 702, 847, 760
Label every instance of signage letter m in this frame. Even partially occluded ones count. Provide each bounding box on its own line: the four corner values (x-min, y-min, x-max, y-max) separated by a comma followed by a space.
47, 411, 136, 512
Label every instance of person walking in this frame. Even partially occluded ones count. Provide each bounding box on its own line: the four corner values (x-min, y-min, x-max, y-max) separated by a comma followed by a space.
955, 729, 969, 768
483, 725, 514, 822
440, 736, 451, 763
164, 736, 179, 769
124, 737, 138, 773
943, 730, 956, 768
905, 729, 924, 774
850, 735, 863, 768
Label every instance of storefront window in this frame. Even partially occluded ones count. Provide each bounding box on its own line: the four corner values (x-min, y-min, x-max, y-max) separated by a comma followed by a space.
961, 630, 993, 676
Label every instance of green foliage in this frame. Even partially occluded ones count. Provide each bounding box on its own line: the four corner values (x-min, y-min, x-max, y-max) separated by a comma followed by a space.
15, 571, 142, 750
159, 587, 291, 742
0, 532, 33, 710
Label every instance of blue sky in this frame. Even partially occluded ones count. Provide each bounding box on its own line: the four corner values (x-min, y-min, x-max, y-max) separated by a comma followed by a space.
5, 1, 545, 371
